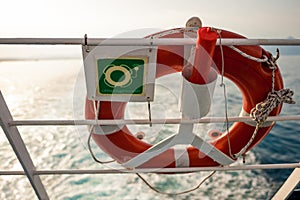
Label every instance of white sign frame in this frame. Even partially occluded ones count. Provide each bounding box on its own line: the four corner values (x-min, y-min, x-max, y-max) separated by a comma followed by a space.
83, 45, 157, 102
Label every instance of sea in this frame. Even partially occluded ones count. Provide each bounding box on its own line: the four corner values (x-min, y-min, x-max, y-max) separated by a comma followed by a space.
0, 52, 299, 199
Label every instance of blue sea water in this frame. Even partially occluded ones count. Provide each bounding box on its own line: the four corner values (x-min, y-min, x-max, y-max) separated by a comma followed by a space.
0, 55, 299, 200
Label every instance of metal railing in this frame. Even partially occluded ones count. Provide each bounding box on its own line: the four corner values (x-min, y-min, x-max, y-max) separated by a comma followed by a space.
1, 37, 300, 46
0, 37, 300, 200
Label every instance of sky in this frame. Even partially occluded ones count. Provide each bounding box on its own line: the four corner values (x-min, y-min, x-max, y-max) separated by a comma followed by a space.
1, 0, 300, 58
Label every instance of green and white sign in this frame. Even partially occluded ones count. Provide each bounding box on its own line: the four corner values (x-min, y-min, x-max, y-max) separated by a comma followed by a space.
82, 45, 157, 102
97, 57, 147, 96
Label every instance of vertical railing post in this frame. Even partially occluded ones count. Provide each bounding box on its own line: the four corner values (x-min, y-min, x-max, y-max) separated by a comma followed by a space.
0, 91, 49, 200
272, 164, 300, 199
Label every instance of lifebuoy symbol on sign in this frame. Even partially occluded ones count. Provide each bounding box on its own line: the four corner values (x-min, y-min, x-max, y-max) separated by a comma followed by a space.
103, 64, 139, 88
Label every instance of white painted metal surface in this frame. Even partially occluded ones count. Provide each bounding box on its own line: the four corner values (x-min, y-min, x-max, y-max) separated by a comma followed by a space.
1, 37, 300, 46
122, 122, 234, 168
0, 92, 49, 200
272, 165, 300, 199
180, 71, 217, 119
0, 163, 299, 175
7, 115, 300, 126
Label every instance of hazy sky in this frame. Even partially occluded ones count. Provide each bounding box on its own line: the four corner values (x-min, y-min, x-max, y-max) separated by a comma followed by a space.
1, 0, 300, 59
1, 0, 300, 38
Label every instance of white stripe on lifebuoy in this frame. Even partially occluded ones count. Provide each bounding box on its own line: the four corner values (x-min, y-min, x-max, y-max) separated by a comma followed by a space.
239, 109, 274, 127
173, 146, 190, 167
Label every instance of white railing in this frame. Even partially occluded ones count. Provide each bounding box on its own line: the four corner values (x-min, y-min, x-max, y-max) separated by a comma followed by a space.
0, 38, 300, 46
7, 115, 300, 126
0, 37, 300, 200
1, 163, 300, 176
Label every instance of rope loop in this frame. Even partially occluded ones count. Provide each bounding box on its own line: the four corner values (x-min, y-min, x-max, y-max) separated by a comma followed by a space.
136, 171, 216, 195
87, 100, 115, 164
266, 48, 280, 70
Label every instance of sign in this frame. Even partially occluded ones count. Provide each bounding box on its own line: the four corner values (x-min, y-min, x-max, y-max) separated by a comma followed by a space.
83, 45, 157, 102
97, 57, 147, 96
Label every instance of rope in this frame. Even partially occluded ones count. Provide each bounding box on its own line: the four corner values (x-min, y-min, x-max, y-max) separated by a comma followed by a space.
136, 171, 216, 195
86, 28, 295, 191
234, 124, 260, 159
233, 47, 294, 158
87, 100, 115, 164
234, 88, 295, 158
215, 29, 235, 159
250, 89, 296, 124
228, 46, 268, 63
266, 48, 280, 92
150, 28, 197, 39
216, 29, 295, 160
134, 27, 218, 195
229, 46, 280, 93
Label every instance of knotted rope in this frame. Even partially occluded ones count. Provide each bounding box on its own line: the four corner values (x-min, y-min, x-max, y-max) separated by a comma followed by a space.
250, 89, 296, 124
234, 88, 296, 159
219, 36, 295, 160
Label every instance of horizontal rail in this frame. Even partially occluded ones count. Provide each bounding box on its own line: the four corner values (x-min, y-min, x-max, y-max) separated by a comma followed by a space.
0, 38, 300, 46
8, 115, 300, 126
0, 163, 299, 175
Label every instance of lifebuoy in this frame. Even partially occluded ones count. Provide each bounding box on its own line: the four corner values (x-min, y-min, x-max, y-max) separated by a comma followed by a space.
85, 27, 283, 168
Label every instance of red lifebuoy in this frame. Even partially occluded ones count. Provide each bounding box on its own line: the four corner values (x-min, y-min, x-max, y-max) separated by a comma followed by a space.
85, 27, 283, 168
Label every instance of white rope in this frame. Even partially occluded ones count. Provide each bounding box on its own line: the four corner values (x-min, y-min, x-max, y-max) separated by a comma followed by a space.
215, 29, 235, 159
235, 89, 295, 158
266, 48, 280, 92
228, 46, 269, 63
87, 100, 115, 164
234, 124, 260, 158
228, 45, 280, 93
136, 171, 216, 195
149, 28, 197, 39
250, 89, 296, 124
216, 30, 296, 160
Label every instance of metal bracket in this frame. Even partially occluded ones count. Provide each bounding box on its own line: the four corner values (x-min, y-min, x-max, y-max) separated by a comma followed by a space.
84, 34, 90, 52
122, 122, 235, 168
147, 97, 152, 127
